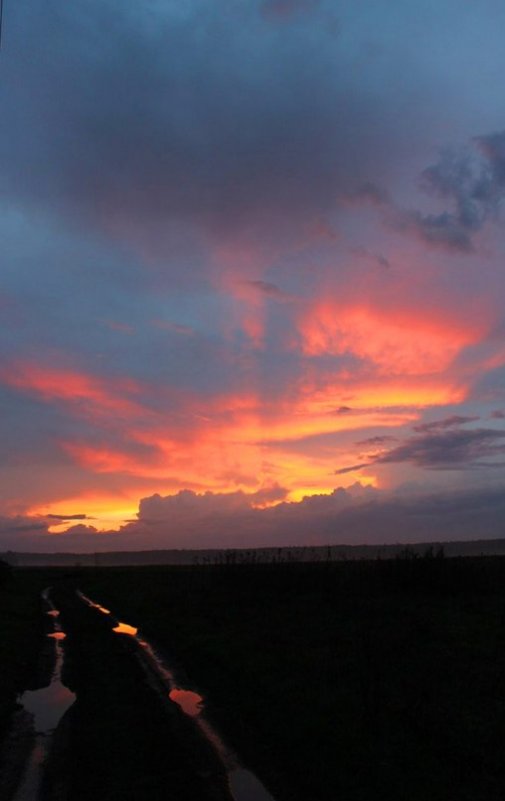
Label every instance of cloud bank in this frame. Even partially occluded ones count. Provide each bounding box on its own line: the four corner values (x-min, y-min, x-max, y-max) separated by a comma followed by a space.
2, 483, 505, 553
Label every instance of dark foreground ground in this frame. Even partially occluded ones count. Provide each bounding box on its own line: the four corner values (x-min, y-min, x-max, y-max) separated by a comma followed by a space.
2, 555, 505, 800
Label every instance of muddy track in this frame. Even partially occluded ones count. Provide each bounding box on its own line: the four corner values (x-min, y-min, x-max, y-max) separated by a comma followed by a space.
49, 585, 232, 801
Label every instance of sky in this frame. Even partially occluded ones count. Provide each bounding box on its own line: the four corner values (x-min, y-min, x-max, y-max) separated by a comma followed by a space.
1, 0, 505, 551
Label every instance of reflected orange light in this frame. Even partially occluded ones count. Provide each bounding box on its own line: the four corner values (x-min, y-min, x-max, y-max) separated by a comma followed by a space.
82, 595, 111, 615
113, 622, 137, 636
169, 688, 204, 717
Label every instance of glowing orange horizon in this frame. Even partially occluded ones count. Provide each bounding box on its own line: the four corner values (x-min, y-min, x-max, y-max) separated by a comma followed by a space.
2, 290, 489, 536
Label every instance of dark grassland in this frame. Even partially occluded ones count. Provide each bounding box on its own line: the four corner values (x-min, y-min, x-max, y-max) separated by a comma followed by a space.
3, 556, 505, 800
47, 584, 230, 801
0, 565, 54, 742
0, 566, 62, 800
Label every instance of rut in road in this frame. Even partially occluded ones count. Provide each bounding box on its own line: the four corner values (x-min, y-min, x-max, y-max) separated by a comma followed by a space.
49, 584, 232, 801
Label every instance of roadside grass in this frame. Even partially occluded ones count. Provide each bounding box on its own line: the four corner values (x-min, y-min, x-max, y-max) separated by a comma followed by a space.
3, 558, 505, 800
79, 557, 505, 801
0, 567, 55, 742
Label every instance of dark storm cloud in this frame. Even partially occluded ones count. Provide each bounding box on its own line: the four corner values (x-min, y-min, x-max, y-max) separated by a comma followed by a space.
138, 485, 288, 525
356, 435, 397, 446
4, 483, 505, 551
61, 524, 99, 536
342, 182, 390, 207
0, 517, 122, 552
335, 462, 370, 475
340, 424, 505, 474
350, 247, 390, 269
0, 0, 420, 246
475, 131, 505, 189
100, 484, 379, 548
397, 210, 475, 253
397, 131, 505, 252
46, 513, 90, 521
413, 415, 479, 433
0, 516, 48, 534
243, 280, 285, 297
377, 428, 505, 469
313, 486, 505, 546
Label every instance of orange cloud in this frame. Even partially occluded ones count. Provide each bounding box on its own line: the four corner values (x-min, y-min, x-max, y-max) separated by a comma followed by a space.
81, 379, 443, 490
298, 302, 484, 375
302, 376, 467, 413
2, 362, 147, 420
0, 327, 480, 529
60, 442, 166, 477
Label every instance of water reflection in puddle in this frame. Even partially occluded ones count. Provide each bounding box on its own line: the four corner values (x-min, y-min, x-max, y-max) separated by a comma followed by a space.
78, 590, 278, 801
113, 622, 138, 636
169, 688, 204, 717
229, 769, 276, 801
77, 591, 110, 615
24, 591, 74, 732
21, 681, 74, 733
14, 589, 75, 801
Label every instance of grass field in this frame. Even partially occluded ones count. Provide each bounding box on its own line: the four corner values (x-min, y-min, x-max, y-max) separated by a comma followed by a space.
2, 556, 505, 800
79, 555, 505, 801
0, 566, 55, 742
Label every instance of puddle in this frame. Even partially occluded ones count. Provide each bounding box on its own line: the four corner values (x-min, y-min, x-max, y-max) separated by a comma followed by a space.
20, 681, 74, 733
78, 590, 277, 801
229, 769, 277, 801
77, 592, 110, 615
169, 688, 204, 717
13, 589, 75, 801
113, 622, 138, 636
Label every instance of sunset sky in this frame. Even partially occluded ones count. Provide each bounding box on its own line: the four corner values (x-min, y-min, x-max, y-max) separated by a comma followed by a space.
2, 0, 505, 551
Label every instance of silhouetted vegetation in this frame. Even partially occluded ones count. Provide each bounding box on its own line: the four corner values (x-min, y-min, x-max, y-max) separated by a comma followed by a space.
3, 557, 505, 800
0, 558, 12, 587
81, 556, 505, 801
0, 569, 54, 744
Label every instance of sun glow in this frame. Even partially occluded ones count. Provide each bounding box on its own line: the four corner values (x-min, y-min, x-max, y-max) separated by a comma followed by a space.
30, 496, 138, 533
4, 300, 485, 537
